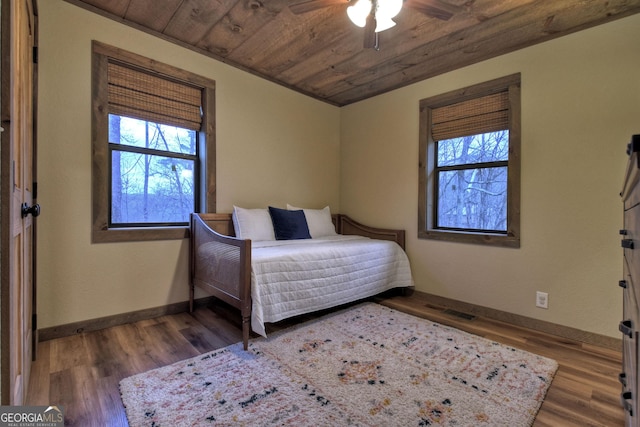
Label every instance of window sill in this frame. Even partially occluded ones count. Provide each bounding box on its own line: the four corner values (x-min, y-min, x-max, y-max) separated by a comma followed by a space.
92, 225, 189, 243
418, 229, 520, 248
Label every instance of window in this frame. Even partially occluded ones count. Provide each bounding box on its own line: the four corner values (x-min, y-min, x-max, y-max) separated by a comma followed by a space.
418, 74, 521, 247
92, 41, 216, 242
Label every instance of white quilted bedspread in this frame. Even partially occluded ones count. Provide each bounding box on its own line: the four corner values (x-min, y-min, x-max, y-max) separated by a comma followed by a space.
250, 235, 413, 337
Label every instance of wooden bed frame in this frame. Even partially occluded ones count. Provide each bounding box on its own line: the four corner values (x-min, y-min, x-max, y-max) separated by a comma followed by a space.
189, 212, 406, 350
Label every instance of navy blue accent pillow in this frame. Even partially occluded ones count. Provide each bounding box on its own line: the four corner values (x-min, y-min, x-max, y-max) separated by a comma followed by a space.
268, 206, 311, 240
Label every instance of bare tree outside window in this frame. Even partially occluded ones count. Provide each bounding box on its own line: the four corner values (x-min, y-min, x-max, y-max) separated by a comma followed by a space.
109, 115, 197, 226
436, 131, 509, 232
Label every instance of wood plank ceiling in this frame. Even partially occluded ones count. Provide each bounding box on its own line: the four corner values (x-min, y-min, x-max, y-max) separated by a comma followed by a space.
66, 0, 640, 106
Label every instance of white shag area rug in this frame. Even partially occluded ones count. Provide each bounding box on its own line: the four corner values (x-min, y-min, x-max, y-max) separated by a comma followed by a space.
120, 303, 557, 426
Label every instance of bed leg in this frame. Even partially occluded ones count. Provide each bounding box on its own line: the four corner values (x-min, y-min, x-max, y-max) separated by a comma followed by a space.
401, 287, 415, 297
189, 284, 194, 313
242, 316, 250, 350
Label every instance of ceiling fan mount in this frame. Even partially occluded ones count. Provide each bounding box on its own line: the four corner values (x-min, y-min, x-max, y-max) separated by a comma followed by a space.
290, 0, 461, 49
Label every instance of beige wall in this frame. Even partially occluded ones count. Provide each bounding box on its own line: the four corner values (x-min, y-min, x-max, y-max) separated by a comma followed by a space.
340, 14, 640, 338
36, 1, 341, 328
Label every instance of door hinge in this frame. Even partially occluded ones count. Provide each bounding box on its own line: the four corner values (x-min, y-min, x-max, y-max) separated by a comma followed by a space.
32, 46, 38, 64
622, 239, 635, 249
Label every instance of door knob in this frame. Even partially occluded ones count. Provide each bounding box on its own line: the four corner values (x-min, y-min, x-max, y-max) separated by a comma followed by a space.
21, 203, 41, 218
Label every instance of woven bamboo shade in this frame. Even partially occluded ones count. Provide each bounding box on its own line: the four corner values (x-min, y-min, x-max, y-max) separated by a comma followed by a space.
108, 61, 202, 131
431, 91, 509, 141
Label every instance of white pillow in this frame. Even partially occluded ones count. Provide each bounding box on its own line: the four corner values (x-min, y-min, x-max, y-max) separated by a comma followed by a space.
232, 206, 275, 241
286, 205, 337, 238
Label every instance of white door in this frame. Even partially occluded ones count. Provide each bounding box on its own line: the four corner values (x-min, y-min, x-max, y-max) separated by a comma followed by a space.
1, 0, 38, 405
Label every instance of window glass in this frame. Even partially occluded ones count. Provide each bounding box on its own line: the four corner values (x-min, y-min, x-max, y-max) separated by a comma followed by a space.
109, 115, 196, 155
436, 131, 509, 167
437, 165, 508, 231
110, 151, 195, 225
109, 115, 197, 226
435, 131, 509, 232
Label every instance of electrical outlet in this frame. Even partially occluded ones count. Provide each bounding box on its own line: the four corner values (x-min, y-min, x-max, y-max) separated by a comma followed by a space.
536, 291, 549, 309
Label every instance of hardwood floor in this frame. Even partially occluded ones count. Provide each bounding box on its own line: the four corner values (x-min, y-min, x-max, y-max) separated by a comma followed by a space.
26, 294, 625, 426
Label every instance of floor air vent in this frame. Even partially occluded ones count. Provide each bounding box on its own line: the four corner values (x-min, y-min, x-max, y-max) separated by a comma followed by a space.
443, 309, 476, 321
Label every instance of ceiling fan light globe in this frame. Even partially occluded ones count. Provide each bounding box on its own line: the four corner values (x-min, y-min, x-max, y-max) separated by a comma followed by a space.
377, 0, 403, 20
347, 0, 372, 28
375, 16, 396, 32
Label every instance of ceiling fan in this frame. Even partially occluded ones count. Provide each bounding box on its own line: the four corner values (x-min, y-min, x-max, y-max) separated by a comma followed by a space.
289, 0, 461, 50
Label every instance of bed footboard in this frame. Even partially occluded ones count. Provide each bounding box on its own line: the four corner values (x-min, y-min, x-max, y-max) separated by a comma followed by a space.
190, 213, 251, 349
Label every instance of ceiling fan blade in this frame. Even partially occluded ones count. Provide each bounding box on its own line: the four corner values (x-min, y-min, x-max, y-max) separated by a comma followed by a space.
289, 0, 349, 15
404, 0, 462, 21
363, 13, 377, 49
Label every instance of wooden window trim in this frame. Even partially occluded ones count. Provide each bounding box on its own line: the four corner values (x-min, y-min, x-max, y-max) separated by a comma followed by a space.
418, 74, 521, 248
91, 41, 216, 243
